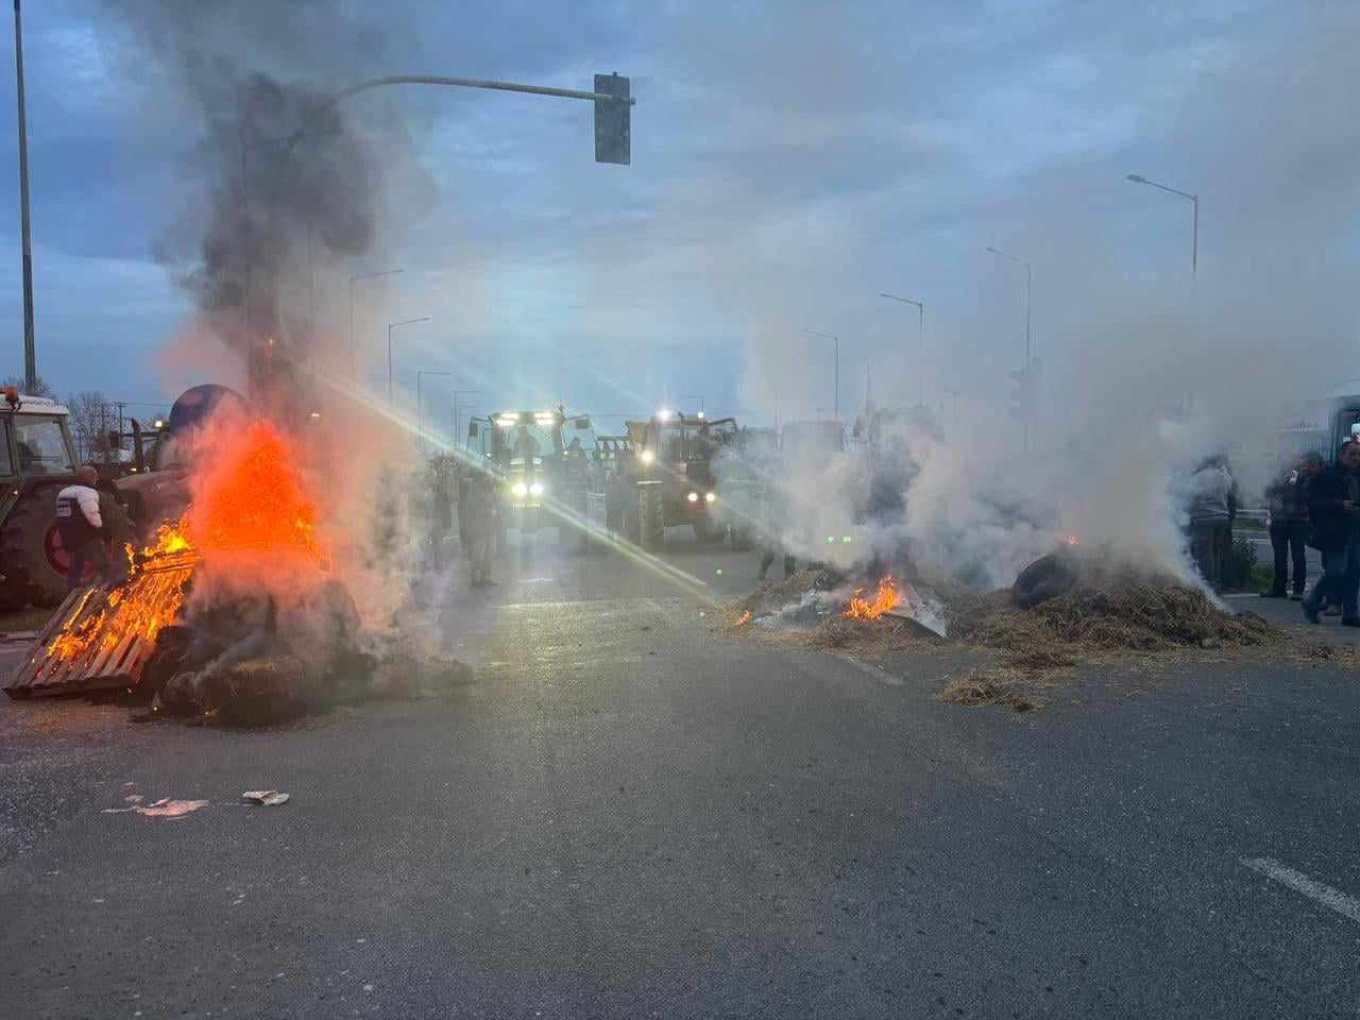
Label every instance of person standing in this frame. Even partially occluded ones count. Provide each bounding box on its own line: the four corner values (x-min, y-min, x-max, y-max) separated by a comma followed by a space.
55, 465, 109, 592
757, 479, 796, 582
1303, 443, 1360, 624
1187, 457, 1232, 591
1261, 453, 1321, 599
463, 467, 499, 588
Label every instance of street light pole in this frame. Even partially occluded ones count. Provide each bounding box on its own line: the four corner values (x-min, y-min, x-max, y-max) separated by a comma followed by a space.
805, 330, 839, 422
416, 370, 452, 447
986, 246, 1034, 452
387, 317, 431, 406
452, 389, 482, 446
1126, 174, 1198, 289
880, 293, 925, 406
13, 0, 36, 392
681, 393, 705, 413
350, 268, 402, 380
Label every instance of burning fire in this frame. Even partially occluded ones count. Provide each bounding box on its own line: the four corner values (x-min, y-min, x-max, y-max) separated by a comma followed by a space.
190, 420, 325, 568
1066, 534, 1080, 547
843, 575, 900, 620
42, 419, 326, 674
735, 610, 752, 627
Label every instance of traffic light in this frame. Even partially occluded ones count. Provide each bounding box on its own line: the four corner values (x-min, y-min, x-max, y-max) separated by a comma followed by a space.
1009, 360, 1039, 420
594, 73, 631, 165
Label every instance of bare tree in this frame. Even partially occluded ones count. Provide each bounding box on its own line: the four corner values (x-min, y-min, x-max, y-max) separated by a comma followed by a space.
65, 391, 111, 462
1, 373, 54, 399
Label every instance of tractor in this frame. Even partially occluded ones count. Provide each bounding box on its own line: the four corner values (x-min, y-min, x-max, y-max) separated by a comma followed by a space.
623, 411, 738, 549
0, 388, 133, 610
459, 408, 601, 552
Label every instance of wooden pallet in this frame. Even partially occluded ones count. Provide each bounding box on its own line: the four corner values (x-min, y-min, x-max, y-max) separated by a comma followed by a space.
4, 553, 196, 699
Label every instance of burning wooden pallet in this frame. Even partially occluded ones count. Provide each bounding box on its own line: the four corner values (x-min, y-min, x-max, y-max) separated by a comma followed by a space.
4, 551, 196, 699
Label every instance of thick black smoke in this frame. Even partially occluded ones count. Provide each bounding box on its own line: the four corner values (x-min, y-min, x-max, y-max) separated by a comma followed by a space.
102, 1, 430, 404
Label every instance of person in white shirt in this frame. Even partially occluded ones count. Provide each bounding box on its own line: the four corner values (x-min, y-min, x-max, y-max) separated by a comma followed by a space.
55, 465, 109, 592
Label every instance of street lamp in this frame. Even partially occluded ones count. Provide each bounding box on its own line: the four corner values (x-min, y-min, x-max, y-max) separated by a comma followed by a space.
416, 370, 451, 446
350, 268, 402, 379
452, 389, 481, 444
1126, 173, 1198, 287
880, 293, 925, 406
681, 393, 705, 414
387, 317, 430, 406
985, 246, 1032, 368
804, 329, 839, 422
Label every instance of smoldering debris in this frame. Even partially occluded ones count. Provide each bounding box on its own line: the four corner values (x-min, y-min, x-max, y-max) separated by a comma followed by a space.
133, 577, 472, 728
949, 584, 1282, 655
727, 549, 1285, 666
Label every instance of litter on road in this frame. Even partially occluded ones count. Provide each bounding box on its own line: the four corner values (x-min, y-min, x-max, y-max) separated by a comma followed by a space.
242, 790, 289, 806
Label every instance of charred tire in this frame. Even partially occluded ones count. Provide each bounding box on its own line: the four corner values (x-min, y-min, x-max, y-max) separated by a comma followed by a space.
1011, 552, 1079, 610
639, 485, 663, 551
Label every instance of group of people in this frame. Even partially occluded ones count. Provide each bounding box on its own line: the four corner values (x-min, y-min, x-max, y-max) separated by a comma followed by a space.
1228, 441, 1360, 625
1297, 442, 1360, 625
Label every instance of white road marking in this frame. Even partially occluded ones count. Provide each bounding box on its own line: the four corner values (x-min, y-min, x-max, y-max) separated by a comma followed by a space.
1240, 857, 1360, 924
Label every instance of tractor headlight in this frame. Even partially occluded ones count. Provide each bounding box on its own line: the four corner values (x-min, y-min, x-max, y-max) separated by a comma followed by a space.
640, 449, 655, 464
687, 491, 699, 503
529, 482, 544, 497
704, 491, 716, 503
511, 482, 528, 497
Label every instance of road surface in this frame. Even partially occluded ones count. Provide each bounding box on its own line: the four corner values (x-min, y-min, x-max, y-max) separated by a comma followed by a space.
3, 526, 1360, 1018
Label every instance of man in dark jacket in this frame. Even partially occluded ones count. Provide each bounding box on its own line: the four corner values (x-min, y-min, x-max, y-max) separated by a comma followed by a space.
1262, 453, 1322, 599
1303, 443, 1360, 624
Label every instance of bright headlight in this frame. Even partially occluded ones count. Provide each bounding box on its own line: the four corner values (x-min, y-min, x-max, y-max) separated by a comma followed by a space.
640, 449, 655, 464
511, 482, 528, 497
529, 482, 544, 497
704, 491, 716, 503
687, 491, 699, 503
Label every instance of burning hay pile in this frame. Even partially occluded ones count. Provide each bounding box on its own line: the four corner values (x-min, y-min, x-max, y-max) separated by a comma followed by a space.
6, 420, 470, 725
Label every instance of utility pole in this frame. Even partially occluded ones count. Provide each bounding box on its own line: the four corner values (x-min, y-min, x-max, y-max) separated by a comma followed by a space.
13, 0, 36, 392
805, 330, 839, 422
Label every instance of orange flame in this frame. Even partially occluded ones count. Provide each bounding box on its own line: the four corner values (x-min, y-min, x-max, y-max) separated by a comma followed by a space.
191, 420, 324, 568
45, 419, 327, 670
1066, 534, 1080, 547
735, 610, 752, 627
843, 575, 900, 620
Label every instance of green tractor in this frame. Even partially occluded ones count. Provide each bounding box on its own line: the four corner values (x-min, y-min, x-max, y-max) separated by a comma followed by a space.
0, 389, 133, 610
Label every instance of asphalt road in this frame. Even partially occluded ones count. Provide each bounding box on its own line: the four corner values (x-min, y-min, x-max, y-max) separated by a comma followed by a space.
3, 524, 1360, 1018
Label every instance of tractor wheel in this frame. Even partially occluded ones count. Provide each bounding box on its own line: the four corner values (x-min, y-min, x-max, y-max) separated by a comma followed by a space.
639, 486, 664, 551
1, 490, 134, 608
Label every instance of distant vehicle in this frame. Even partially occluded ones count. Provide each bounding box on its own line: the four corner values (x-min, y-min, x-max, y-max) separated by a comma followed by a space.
623, 411, 738, 548
0, 389, 133, 609
460, 408, 600, 552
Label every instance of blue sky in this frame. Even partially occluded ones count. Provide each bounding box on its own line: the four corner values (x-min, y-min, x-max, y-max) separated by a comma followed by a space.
0, 1, 1355, 436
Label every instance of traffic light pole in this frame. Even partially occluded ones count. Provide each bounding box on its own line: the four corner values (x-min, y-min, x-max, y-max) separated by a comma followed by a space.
285, 73, 636, 165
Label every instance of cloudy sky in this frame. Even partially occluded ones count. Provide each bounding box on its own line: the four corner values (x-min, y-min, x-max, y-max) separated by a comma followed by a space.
0, 0, 1354, 437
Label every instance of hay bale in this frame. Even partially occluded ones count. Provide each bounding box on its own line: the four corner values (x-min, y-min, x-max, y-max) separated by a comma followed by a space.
206, 655, 312, 726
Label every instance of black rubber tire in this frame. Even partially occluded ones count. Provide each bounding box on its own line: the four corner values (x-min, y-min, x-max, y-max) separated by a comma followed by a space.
639, 485, 663, 551
1011, 551, 1079, 610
